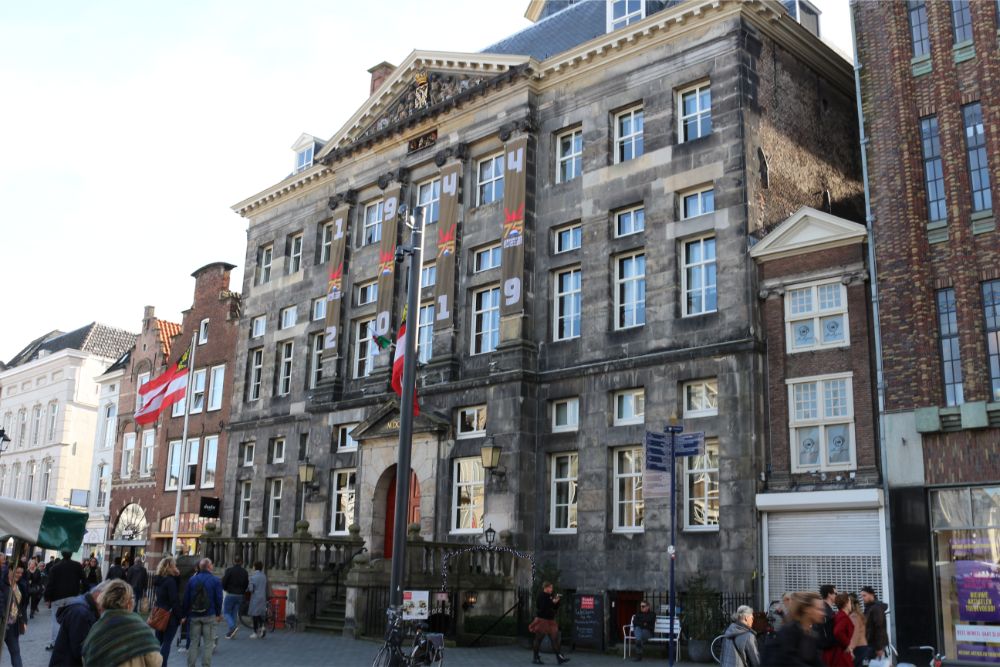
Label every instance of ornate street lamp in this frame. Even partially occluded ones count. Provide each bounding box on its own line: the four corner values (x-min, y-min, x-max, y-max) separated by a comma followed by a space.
484, 523, 496, 547
297, 457, 317, 487
480, 435, 505, 481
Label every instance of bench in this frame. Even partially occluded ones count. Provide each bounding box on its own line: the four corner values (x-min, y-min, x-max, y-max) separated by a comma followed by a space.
623, 614, 681, 659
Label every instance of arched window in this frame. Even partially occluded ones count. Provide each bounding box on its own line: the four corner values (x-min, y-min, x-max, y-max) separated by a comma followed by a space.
113, 503, 148, 542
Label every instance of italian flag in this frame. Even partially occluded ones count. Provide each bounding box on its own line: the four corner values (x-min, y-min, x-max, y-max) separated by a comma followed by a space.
134, 350, 189, 426
0, 497, 89, 552
390, 316, 420, 416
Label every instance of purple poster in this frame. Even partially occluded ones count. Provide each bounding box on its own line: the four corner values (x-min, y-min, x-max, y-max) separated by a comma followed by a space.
957, 643, 1000, 664
957, 561, 1000, 623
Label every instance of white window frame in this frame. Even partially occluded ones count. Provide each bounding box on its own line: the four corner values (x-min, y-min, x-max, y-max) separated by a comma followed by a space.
550, 452, 579, 534
683, 379, 719, 418
309, 332, 324, 389
277, 341, 294, 396
417, 178, 441, 224
198, 318, 209, 344
102, 403, 116, 449
477, 153, 505, 206
356, 280, 378, 306
238, 481, 252, 537
614, 251, 646, 329
207, 365, 225, 411
607, 0, 645, 31
354, 319, 375, 379
420, 263, 437, 289
553, 267, 582, 341
784, 279, 850, 353
681, 186, 715, 220
337, 424, 359, 452
471, 286, 500, 355
788, 373, 856, 473
288, 233, 303, 274
320, 222, 333, 263
96, 463, 108, 508
183, 438, 200, 490
140, 429, 155, 477
681, 235, 717, 317
614, 106, 644, 164
551, 397, 580, 433
257, 244, 273, 285
312, 297, 327, 321
473, 245, 501, 273
135, 373, 151, 411
556, 128, 583, 183
242, 441, 255, 467
121, 433, 136, 478
270, 437, 285, 464
456, 405, 487, 439
554, 222, 582, 253
172, 386, 186, 417
280, 306, 297, 330
267, 478, 282, 537
165, 439, 182, 491
363, 200, 383, 246
190, 368, 207, 414
296, 144, 314, 172
417, 303, 435, 364
614, 388, 645, 426
201, 435, 218, 488
330, 468, 357, 535
251, 315, 266, 338
684, 437, 720, 531
451, 457, 485, 534
47, 402, 57, 441
249, 348, 264, 401
613, 446, 644, 533
30, 405, 41, 445
615, 205, 645, 238
679, 82, 712, 143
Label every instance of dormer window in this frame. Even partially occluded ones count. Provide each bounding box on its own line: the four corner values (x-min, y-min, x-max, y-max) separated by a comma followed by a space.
291, 134, 323, 174
608, 0, 644, 32
295, 145, 314, 173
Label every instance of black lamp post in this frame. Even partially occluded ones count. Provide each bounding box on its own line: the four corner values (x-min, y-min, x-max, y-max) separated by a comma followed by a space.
484, 523, 496, 547
298, 457, 319, 519
480, 435, 505, 481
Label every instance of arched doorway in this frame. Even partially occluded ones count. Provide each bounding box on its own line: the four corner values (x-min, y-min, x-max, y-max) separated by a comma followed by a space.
384, 469, 420, 559
109, 503, 148, 565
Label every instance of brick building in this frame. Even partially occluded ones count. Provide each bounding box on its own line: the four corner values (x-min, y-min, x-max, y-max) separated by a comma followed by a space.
854, 0, 1000, 661
107, 263, 241, 564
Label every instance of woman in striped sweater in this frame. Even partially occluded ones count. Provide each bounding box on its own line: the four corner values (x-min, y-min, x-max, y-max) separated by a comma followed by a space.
82, 579, 162, 666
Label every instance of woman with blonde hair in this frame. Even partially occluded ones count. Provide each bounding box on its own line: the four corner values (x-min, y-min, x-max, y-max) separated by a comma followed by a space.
762, 591, 825, 666
152, 557, 183, 665
82, 579, 162, 666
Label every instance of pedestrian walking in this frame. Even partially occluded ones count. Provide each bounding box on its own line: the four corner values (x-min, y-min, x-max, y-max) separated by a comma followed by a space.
815, 585, 837, 653
106, 557, 126, 582
1, 562, 28, 667
720, 605, 760, 667
247, 562, 268, 640
82, 579, 163, 667
49, 580, 110, 667
823, 593, 854, 667
220, 556, 249, 640
82, 557, 102, 592
43, 551, 86, 651
762, 591, 825, 666
152, 557, 183, 667
767, 593, 791, 634
128, 557, 149, 613
25, 559, 43, 619
846, 594, 867, 667
181, 558, 223, 667
860, 586, 888, 665
528, 581, 569, 665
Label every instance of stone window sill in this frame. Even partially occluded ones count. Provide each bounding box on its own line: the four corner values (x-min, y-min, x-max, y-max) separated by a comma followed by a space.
953, 40, 976, 63
911, 53, 932, 77
972, 209, 996, 235
915, 402, 1000, 433
926, 219, 948, 244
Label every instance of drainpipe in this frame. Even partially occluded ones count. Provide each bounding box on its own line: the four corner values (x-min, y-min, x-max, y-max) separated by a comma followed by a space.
850, 4, 897, 643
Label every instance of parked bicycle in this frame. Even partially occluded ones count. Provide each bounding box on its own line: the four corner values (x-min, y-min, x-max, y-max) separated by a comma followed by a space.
892, 645, 944, 667
238, 596, 278, 634
371, 607, 444, 667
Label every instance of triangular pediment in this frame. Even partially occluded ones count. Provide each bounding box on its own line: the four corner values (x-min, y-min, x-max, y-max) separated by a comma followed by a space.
351, 397, 450, 441
316, 50, 535, 160
750, 207, 867, 262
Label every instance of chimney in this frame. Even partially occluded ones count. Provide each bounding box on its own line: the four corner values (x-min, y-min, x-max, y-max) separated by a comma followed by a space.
368, 61, 396, 96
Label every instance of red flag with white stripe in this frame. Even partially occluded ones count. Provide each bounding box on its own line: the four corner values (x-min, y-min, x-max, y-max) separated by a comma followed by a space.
134, 350, 189, 425
390, 315, 419, 416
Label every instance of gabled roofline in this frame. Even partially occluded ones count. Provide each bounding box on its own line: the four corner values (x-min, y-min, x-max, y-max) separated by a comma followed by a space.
750, 206, 867, 262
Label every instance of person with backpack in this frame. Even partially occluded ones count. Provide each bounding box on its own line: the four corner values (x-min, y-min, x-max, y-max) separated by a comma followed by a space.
181, 558, 223, 667
720, 605, 761, 667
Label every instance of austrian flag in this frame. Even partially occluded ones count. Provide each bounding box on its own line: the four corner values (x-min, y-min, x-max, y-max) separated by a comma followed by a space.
390, 313, 420, 416
134, 350, 190, 425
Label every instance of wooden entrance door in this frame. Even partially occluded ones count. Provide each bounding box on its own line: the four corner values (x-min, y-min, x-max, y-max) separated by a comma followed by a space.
384, 471, 420, 558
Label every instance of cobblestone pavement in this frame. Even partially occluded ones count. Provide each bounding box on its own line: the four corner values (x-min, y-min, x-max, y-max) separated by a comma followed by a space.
14, 605, 695, 666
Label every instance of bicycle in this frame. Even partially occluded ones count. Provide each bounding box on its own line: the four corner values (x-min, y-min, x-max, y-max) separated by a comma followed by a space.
890, 644, 944, 667
238, 597, 278, 635
371, 607, 444, 667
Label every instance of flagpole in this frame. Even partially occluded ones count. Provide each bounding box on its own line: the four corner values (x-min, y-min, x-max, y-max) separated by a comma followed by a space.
171, 333, 197, 556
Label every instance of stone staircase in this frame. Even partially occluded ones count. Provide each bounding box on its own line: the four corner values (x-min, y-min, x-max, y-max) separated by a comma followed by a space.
305, 587, 348, 634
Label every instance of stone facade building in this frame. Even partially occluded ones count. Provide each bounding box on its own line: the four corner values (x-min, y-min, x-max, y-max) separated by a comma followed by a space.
225, 0, 862, 638
854, 1, 1000, 661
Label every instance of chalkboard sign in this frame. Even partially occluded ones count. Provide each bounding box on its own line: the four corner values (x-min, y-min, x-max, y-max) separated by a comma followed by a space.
572, 592, 605, 650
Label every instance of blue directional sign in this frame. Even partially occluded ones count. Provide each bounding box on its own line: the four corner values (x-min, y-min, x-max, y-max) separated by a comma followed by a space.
644, 431, 671, 498
673, 432, 706, 457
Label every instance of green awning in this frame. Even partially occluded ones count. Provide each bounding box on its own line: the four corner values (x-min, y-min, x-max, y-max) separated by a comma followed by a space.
0, 497, 89, 552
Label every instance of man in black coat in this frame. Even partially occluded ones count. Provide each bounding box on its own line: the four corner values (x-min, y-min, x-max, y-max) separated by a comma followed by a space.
220, 556, 250, 639
43, 552, 85, 651
126, 557, 148, 612
105, 557, 125, 582
48, 580, 108, 667
814, 585, 837, 651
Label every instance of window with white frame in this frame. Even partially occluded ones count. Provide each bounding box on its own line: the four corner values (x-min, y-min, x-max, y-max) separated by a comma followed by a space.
30, 405, 40, 445
418, 304, 435, 364
614, 388, 645, 425
312, 297, 326, 321
608, 0, 644, 31
615, 251, 646, 329
552, 397, 579, 432
166, 440, 182, 490
198, 318, 209, 344
25, 461, 34, 500
140, 429, 155, 477
420, 263, 436, 289
208, 365, 225, 411
471, 287, 500, 354
474, 245, 501, 272
201, 435, 218, 488
267, 478, 282, 537
309, 333, 324, 389
172, 386, 186, 417
320, 222, 333, 263
9, 463, 19, 498
681, 187, 715, 219
785, 281, 849, 352
684, 438, 719, 530
256, 244, 273, 285
288, 233, 303, 274
47, 402, 57, 441
277, 341, 294, 396
296, 145, 313, 172
250, 316, 266, 340
355, 319, 376, 378
103, 404, 116, 449
41, 460, 50, 500
238, 481, 252, 537
679, 82, 712, 142
451, 457, 484, 533
614, 447, 644, 532
418, 178, 441, 224
16, 409, 25, 447
456, 405, 487, 438
363, 200, 383, 246
122, 433, 136, 477
683, 379, 718, 418
614, 106, 644, 163
615, 205, 644, 237
190, 368, 207, 414
280, 306, 297, 330
477, 153, 505, 206
337, 424, 359, 451
248, 348, 264, 401
682, 236, 717, 317
96, 464, 108, 507
554, 223, 581, 253
557, 128, 582, 183
241, 441, 255, 467
553, 267, 581, 341
183, 438, 200, 489
356, 281, 378, 306
550, 452, 578, 533
788, 374, 855, 472
330, 469, 357, 535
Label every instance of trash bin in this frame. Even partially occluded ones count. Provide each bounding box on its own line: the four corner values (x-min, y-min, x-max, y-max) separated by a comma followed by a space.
271, 587, 287, 629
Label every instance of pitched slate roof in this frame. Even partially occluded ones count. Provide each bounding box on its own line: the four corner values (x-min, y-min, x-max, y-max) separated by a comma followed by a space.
157, 320, 182, 359
101, 348, 134, 377
5, 323, 137, 368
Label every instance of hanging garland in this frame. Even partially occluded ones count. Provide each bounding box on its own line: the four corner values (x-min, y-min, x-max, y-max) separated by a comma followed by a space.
440, 544, 536, 592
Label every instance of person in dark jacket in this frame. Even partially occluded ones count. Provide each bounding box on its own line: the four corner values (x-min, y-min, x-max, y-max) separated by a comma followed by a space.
721, 605, 760, 667
860, 586, 888, 664
762, 591, 826, 667
26, 558, 43, 619
48, 580, 109, 667
220, 555, 249, 639
106, 557, 126, 582
128, 557, 149, 613
182, 558, 224, 667
43, 551, 86, 650
529, 582, 569, 665
630, 600, 656, 662
152, 557, 183, 666
82, 557, 102, 592
1, 563, 29, 667
814, 585, 837, 651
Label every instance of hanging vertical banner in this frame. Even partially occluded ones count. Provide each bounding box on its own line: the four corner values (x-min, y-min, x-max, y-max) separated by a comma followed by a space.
322, 203, 352, 359
375, 184, 402, 338
433, 161, 461, 332
500, 135, 528, 317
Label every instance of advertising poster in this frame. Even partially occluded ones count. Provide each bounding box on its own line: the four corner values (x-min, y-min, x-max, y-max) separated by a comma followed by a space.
402, 590, 429, 620
955, 561, 1000, 663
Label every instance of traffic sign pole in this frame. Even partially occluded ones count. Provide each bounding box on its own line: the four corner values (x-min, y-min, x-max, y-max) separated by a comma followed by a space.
665, 421, 684, 667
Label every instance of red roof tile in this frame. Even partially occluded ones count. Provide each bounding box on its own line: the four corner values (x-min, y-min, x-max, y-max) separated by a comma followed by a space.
157, 320, 182, 359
